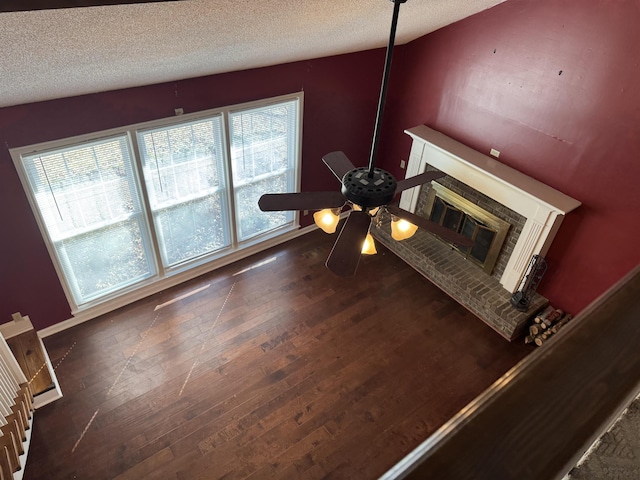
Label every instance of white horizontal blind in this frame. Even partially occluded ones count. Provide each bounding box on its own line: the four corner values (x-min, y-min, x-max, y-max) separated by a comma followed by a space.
14, 94, 301, 311
137, 116, 231, 268
230, 100, 298, 241
21, 136, 156, 305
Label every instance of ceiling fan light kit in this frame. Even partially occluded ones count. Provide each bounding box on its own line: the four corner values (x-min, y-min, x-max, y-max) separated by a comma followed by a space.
362, 233, 378, 255
391, 216, 419, 241
313, 209, 341, 234
258, 0, 474, 276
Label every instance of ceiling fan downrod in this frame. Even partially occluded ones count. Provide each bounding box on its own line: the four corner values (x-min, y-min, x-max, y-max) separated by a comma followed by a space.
367, 0, 408, 178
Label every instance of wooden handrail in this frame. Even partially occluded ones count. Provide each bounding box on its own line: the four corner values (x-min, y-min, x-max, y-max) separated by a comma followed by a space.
383, 264, 640, 480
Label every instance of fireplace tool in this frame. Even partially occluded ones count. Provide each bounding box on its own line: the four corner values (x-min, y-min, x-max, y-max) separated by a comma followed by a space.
511, 254, 547, 311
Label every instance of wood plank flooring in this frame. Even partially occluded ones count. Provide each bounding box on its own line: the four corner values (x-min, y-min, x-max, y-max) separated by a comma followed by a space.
24, 229, 531, 479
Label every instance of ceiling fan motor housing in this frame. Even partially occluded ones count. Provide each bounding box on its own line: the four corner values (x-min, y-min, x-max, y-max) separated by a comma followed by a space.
341, 167, 397, 208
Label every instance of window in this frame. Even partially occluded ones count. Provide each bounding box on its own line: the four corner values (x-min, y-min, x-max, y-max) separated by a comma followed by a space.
137, 116, 230, 267
229, 100, 298, 241
21, 136, 156, 304
13, 93, 302, 311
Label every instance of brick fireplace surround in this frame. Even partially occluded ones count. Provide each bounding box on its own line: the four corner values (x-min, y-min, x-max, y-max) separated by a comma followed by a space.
373, 126, 581, 341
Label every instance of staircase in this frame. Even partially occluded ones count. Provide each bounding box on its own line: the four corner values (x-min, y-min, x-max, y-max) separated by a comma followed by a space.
0, 335, 34, 480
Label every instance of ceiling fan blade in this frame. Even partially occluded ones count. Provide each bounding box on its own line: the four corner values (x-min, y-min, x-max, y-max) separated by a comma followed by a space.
387, 205, 475, 248
325, 211, 371, 277
322, 151, 356, 181
0, 0, 179, 12
395, 170, 446, 194
258, 192, 345, 212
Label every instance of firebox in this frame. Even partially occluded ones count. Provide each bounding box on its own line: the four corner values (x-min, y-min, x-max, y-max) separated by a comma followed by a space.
423, 183, 510, 275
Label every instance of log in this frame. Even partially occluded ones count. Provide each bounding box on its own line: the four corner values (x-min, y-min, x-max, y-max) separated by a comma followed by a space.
533, 305, 554, 324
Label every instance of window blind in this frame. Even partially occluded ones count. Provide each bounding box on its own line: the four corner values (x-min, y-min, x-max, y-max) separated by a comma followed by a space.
137, 116, 231, 267
21, 136, 155, 304
229, 100, 298, 241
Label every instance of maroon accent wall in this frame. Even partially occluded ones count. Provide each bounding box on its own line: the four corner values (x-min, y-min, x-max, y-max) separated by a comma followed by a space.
4, 0, 639, 330
0, 51, 383, 330
379, 0, 640, 314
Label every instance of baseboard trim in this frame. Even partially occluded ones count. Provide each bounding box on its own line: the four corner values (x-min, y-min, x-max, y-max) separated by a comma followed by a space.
39, 224, 320, 338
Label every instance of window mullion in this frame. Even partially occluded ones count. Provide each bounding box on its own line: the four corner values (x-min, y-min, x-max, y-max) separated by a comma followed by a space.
128, 132, 165, 279
221, 110, 240, 249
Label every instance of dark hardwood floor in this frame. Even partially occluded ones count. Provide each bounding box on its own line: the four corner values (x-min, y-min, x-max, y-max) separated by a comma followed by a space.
25, 229, 531, 479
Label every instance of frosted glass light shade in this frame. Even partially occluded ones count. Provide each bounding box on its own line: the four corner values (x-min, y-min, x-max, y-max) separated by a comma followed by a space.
361, 233, 377, 255
313, 209, 340, 234
391, 216, 418, 241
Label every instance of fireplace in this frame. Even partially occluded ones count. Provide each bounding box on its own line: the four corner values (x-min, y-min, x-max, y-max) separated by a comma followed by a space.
372, 125, 581, 340
422, 183, 511, 275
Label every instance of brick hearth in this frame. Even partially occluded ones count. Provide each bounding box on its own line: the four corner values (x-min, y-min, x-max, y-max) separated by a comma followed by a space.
373, 214, 548, 341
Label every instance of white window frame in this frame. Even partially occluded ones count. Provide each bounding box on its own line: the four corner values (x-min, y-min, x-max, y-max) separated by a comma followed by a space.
135, 113, 234, 271
11, 92, 303, 321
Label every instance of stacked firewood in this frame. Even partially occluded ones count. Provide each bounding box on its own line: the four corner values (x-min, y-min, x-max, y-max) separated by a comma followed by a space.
525, 305, 573, 346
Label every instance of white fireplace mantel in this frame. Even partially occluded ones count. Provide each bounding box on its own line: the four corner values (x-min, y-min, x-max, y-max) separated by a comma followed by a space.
400, 125, 581, 293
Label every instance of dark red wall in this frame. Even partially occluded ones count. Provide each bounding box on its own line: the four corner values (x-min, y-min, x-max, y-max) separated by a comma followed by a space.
379, 0, 640, 314
4, 0, 640, 329
0, 51, 383, 330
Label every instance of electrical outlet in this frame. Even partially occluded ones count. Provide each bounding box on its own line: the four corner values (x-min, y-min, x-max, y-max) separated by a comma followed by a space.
490, 148, 500, 158
303, 210, 309, 216
400, 159, 406, 169
175, 108, 184, 116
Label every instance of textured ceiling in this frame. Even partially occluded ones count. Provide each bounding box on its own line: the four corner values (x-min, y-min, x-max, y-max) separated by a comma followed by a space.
0, 0, 506, 108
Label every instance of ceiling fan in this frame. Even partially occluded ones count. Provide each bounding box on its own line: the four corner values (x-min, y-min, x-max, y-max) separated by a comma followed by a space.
0, 0, 180, 13
261, 0, 474, 276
